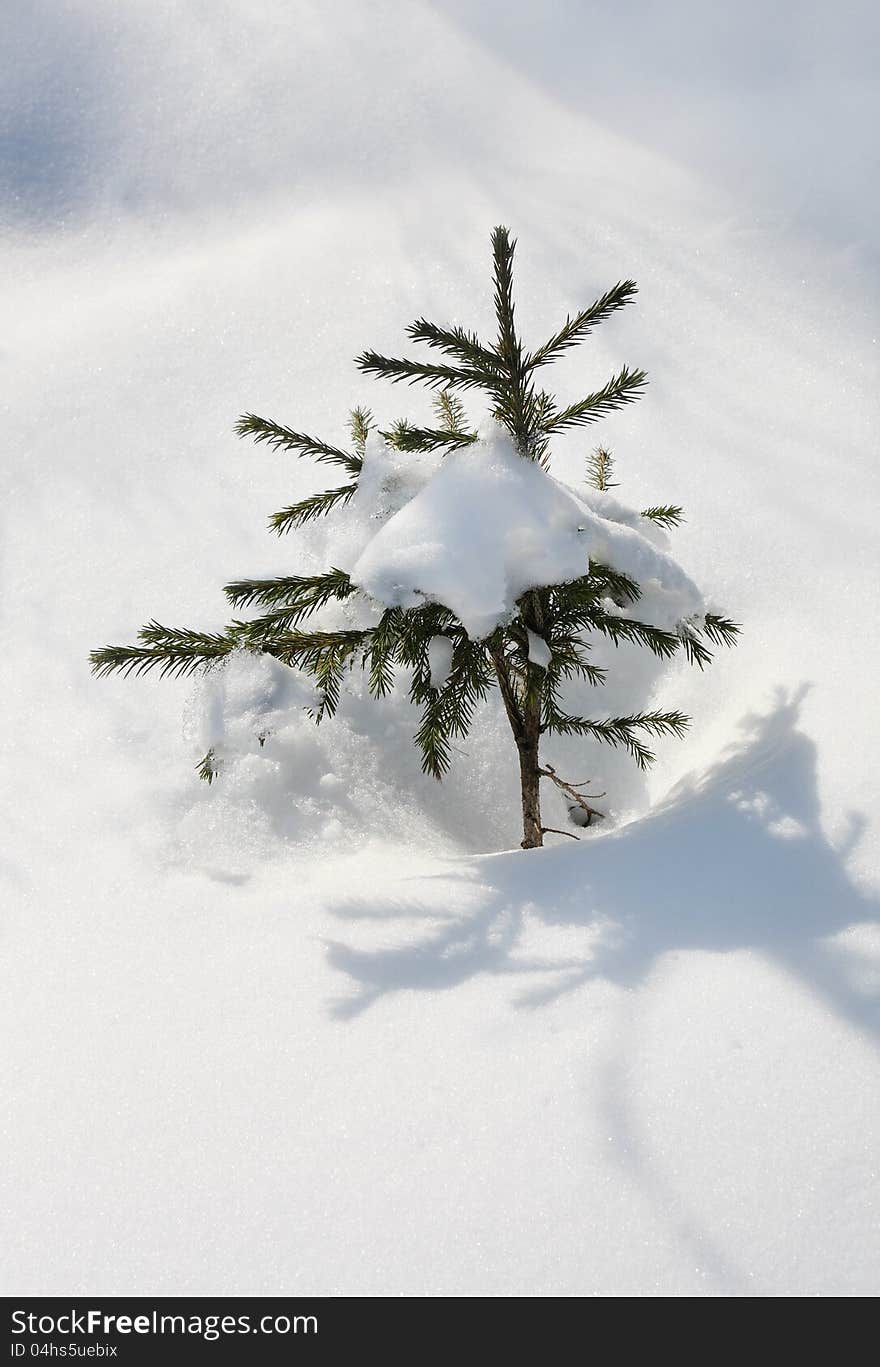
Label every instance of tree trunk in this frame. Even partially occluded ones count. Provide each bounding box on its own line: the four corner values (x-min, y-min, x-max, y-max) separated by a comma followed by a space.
489, 642, 544, 849
517, 731, 543, 849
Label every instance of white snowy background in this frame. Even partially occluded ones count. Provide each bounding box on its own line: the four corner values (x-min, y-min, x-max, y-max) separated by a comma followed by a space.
3, 0, 879, 1296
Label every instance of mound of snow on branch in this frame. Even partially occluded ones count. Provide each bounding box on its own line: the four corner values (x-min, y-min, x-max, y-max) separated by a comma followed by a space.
348, 423, 704, 638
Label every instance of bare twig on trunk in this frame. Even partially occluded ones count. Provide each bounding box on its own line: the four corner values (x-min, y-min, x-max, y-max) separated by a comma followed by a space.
538, 763, 605, 827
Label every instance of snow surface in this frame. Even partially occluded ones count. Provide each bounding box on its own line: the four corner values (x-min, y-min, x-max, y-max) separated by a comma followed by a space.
3, 0, 879, 1298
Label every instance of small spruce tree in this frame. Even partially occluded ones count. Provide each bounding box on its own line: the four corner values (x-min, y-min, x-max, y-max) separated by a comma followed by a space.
91, 227, 739, 848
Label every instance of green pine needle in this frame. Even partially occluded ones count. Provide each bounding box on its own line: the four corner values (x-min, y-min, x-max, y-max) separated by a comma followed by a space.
382, 422, 478, 453
406, 320, 500, 373
196, 748, 220, 784
542, 366, 649, 434
348, 406, 373, 454
703, 613, 741, 648
586, 446, 618, 491
235, 414, 362, 474
527, 280, 638, 369
641, 504, 685, 528
223, 568, 353, 612
433, 387, 470, 435
355, 351, 492, 392
90, 623, 238, 679
269, 482, 357, 533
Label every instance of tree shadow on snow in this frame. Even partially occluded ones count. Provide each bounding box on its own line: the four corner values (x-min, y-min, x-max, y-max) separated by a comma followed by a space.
324, 685, 879, 1042
324, 684, 879, 1293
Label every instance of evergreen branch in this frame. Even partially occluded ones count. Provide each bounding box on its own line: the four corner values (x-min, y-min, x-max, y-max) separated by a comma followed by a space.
702, 613, 741, 648
309, 648, 354, 722
270, 628, 369, 665
223, 567, 354, 611
355, 350, 494, 392
586, 445, 618, 491
235, 414, 362, 474
265, 628, 369, 722
565, 658, 607, 687
677, 623, 714, 669
491, 225, 519, 370
641, 504, 684, 528
90, 623, 238, 679
393, 603, 461, 676
678, 613, 740, 666
490, 375, 547, 457
585, 562, 641, 605
543, 630, 606, 687
231, 575, 357, 640
224, 578, 299, 609
414, 692, 454, 778
363, 608, 403, 698
541, 366, 648, 433
269, 481, 357, 533
625, 709, 691, 738
591, 611, 682, 658
232, 611, 298, 640
535, 391, 555, 427
381, 423, 478, 453
407, 319, 500, 372
478, 232, 546, 455
196, 748, 220, 784
348, 406, 373, 455
433, 387, 470, 435
526, 280, 638, 369
528, 392, 555, 468
410, 634, 494, 778
543, 708, 690, 768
